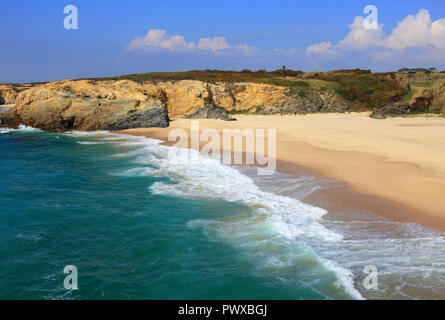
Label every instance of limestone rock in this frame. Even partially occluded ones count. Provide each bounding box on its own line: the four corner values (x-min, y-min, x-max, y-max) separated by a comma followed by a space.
0, 80, 170, 131
0, 85, 19, 105
1, 79, 352, 131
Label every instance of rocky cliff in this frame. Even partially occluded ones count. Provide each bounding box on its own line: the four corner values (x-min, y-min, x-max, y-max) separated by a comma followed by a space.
0, 79, 350, 131
0, 85, 20, 105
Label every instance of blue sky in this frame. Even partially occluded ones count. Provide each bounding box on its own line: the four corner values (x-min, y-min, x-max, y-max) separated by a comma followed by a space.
0, 0, 444, 82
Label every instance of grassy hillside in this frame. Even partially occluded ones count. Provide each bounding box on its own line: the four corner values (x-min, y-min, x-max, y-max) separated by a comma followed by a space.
92, 69, 307, 87
302, 69, 410, 109
424, 79, 445, 113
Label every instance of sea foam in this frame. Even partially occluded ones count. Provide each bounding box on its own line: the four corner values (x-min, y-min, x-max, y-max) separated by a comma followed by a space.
0, 125, 43, 134
85, 131, 364, 300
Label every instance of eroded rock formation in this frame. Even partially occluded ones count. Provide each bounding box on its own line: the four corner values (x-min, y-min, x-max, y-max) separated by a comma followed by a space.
0, 79, 351, 131
0, 85, 20, 105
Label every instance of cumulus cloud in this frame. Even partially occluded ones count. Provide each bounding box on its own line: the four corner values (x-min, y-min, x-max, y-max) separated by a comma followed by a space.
197, 36, 231, 51
338, 16, 385, 50
383, 9, 445, 49
307, 41, 338, 55
126, 29, 195, 52
307, 9, 445, 54
126, 29, 258, 56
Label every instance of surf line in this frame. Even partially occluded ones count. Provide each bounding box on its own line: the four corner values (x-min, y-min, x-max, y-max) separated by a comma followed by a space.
167, 120, 277, 175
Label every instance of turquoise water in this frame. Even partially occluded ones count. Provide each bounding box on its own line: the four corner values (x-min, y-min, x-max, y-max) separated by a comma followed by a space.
0, 126, 444, 300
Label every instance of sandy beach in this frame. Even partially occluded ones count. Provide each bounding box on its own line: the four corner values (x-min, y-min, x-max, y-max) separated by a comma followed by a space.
119, 112, 445, 232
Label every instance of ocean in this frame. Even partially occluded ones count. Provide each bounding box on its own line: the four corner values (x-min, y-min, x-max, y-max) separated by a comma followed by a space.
0, 125, 444, 300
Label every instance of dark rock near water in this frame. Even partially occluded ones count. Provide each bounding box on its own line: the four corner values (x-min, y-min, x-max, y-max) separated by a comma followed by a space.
0, 80, 171, 131
103, 107, 170, 130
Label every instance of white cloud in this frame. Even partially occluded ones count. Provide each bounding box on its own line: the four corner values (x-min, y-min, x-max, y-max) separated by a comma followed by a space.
126, 29, 195, 52
126, 29, 258, 56
307, 9, 445, 54
338, 17, 385, 50
197, 36, 231, 51
431, 19, 445, 48
307, 41, 337, 55
384, 9, 434, 49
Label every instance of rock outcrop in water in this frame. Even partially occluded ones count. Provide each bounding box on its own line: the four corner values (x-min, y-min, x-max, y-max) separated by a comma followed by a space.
0, 79, 351, 131
0, 80, 170, 131
102, 108, 169, 130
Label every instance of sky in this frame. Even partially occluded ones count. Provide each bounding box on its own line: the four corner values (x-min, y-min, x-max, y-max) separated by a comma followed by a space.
0, 0, 444, 83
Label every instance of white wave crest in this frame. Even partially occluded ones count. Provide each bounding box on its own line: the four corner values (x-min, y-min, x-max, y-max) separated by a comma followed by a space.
0, 125, 43, 133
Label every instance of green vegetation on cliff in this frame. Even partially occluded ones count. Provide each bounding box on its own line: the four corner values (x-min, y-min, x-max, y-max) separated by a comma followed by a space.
90, 69, 410, 110
302, 70, 409, 109
94, 69, 308, 88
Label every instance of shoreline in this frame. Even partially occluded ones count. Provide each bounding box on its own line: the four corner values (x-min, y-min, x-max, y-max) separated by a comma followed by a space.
118, 113, 445, 232
275, 157, 445, 231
